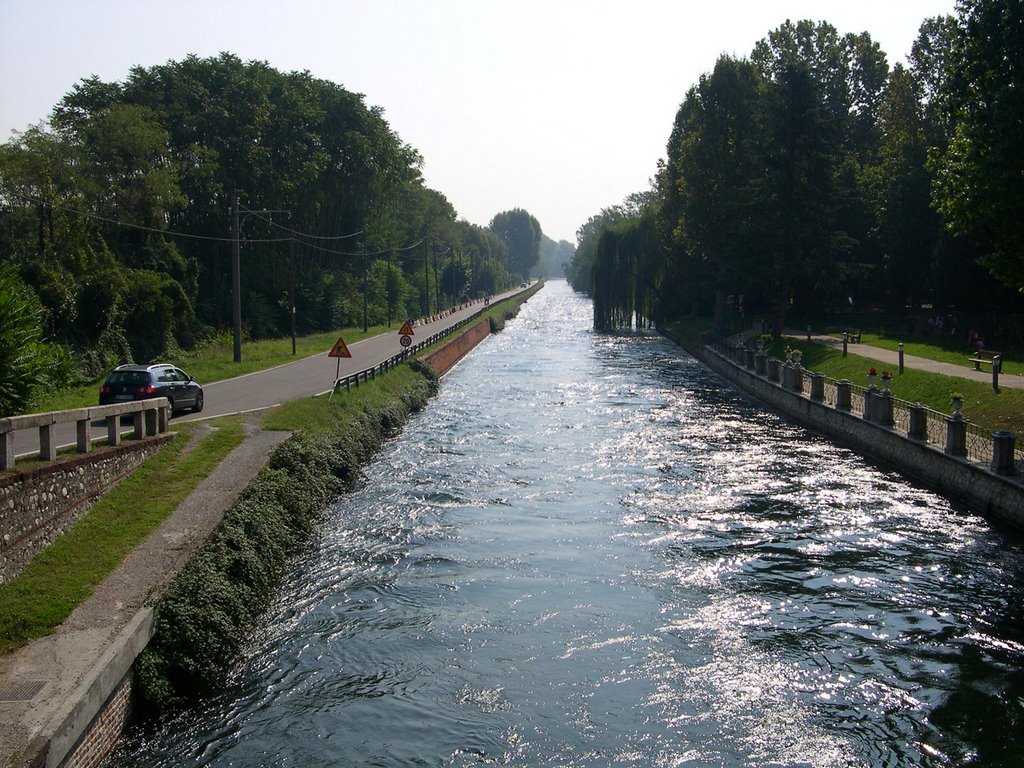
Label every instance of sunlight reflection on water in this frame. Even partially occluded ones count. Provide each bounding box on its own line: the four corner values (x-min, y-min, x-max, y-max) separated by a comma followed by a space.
114, 282, 1024, 768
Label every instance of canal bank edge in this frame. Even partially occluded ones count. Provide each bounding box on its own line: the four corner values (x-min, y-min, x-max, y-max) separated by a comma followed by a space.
661, 329, 1024, 528
1, 286, 537, 768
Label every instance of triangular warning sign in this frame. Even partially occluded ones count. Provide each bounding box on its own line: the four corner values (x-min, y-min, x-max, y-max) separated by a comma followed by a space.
399, 321, 415, 336
328, 336, 352, 358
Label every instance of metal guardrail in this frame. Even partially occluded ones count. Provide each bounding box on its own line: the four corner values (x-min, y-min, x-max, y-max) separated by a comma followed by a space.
0, 399, 171, 471
331, 310, 488, 394
705, 334, 1023, 478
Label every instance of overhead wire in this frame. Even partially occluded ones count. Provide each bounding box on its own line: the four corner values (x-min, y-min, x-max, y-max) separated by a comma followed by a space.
10, 192, 424, 255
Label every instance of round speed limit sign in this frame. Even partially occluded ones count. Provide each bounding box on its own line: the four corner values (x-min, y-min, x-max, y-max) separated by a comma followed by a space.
400, 334, 412, 348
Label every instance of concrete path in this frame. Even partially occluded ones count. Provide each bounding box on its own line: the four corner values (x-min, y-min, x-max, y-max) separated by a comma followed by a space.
0, 417, 291, 768
788, 332, 1024, 390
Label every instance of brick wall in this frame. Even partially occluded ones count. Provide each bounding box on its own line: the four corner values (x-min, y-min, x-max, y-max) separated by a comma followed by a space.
0, 436, 173, 585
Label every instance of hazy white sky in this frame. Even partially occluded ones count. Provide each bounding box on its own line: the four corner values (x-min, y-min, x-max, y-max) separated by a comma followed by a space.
1, 0, 955, 244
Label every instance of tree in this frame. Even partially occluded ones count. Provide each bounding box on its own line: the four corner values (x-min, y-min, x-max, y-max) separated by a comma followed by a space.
489, 208, 542, 279
661, 56, 764, 333
930, 0, 1024, 291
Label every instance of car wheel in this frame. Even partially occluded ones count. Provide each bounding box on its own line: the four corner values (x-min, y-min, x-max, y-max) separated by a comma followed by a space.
193, 391, 204, 413
166, 398, 175, 416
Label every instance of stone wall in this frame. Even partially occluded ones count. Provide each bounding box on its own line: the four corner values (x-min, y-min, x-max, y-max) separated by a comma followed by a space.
0, 436, 173, 585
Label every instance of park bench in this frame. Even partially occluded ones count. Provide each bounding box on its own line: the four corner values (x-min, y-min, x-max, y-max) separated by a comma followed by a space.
968, 349, 1002, 371
844, 328, 861, 343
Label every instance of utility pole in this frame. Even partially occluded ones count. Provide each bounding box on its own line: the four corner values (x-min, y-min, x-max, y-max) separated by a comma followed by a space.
362, 242, 368, 333
289, 237, 296, 355
230, 198, 289, 362
231, 198, 242, 363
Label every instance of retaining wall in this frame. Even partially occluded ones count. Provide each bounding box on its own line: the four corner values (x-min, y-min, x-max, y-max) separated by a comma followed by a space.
0, 436, 174, 585
664, 331, 1024, 528
421, 318, 492, 376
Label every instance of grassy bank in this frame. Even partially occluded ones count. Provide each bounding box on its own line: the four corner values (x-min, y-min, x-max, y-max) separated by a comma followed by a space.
0, 420, 245, 656
664, 317, 1024, 436
132, 361, 440, 713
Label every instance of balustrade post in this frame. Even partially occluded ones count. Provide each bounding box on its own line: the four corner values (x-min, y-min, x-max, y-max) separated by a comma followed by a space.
878, 391, 894, 428
745, 348, 755, 369
862, 388, 875, 422
836, 380, 852, 411
767, 358, 781, 383
790, 365, 803, 392
991, 431, 1017, 475
810, 372, 825, 401
908, 403, 928, 441
945, 416, 967, 457
754, 352, 766, 376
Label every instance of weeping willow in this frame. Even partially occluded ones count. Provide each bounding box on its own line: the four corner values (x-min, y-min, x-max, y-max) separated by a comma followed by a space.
592, 216, 657, 331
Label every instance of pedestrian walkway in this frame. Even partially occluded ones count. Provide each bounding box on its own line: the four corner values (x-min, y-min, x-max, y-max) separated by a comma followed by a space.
0, 417, 290, 768
787, 332, 1024, 390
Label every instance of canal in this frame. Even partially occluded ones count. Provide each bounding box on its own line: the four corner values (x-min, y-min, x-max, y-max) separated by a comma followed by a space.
114, 280, 1024, 767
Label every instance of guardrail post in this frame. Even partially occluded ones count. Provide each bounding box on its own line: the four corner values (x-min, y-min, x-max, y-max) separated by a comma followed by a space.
993, 355, 1001, 393
945, 415, 967, 457
106, 415, 120, 446
132, 411, 145, 440
39, 418, 57, 461
76, 418, 91, 453
991, 431, 1017, 475
1, 431, 13, 471
908, 403, 928, 441
145, 407, 159, 437
836, 380, 852, 411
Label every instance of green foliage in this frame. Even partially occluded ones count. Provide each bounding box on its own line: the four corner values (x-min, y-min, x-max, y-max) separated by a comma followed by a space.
0, 266, 71, 416
489, 208, 543, 279
930, 0, 1024, 292
585, 11, 1024, 336
0, 53, 523, 372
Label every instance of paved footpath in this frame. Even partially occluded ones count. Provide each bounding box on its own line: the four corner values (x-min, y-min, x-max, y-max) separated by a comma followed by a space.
0, 417, 291, 768
788, 332, 1024, 390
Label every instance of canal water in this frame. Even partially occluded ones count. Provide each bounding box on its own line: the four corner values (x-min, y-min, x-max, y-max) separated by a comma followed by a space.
114, 281, 1024, 767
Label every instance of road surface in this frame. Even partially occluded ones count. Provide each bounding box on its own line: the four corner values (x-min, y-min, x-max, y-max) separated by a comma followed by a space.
13, 286, 529, 457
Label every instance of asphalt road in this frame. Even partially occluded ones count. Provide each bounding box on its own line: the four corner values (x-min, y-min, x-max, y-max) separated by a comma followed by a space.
14, 287, 527, 457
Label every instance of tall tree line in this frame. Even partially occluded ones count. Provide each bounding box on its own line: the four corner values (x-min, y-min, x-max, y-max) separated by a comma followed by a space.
0, 53, 544, 414
575, 1, 1024, 337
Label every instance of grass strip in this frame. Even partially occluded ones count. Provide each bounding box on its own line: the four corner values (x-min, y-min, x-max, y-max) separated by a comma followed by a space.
0, 419, 245, 656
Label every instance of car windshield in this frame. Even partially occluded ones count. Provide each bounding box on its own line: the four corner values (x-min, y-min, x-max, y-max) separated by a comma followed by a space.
106, 371, 150, 386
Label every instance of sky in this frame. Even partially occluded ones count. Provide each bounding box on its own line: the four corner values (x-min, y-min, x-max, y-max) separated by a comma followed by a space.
1, 0, 957, 245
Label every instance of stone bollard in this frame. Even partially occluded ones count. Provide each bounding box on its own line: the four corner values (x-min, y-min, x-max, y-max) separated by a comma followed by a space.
946, 416, 967, 457
908, 403, 928, 441
836, 380, 852, 411
755, 352, 767, 376
877, 390, 894, 428
768, 358, 781, 383
991, 431, 1017, 475
810, 372, 825, 401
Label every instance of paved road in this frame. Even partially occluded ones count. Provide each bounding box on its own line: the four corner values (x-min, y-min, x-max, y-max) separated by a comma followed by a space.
12, 287, 527, 458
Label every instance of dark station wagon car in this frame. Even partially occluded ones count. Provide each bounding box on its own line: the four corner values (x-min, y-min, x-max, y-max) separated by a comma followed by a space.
99, 363, 204, 415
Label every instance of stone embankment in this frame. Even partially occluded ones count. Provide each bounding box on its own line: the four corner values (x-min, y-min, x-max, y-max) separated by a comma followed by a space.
662, 330, 1024, 528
